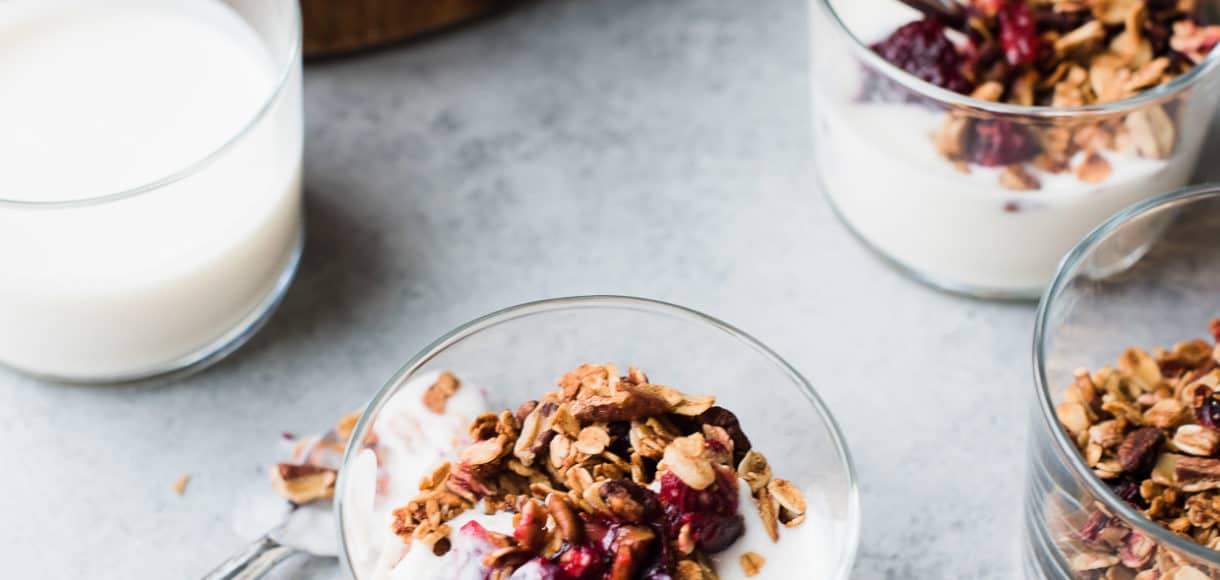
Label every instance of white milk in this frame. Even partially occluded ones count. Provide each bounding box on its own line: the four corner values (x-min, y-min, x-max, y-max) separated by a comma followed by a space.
0, 0, 303, 380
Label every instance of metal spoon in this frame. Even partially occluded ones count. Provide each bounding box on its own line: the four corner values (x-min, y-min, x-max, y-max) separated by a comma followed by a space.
201, 429, 344, 580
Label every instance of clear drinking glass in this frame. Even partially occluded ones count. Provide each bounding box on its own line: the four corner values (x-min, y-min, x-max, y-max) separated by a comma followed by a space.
0, 0, 304, 383
1025, 184, 1220, 578
809, 0, 1220, 299
336, 296, 861, 579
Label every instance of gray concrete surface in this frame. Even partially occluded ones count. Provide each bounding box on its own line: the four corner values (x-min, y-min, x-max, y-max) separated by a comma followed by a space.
3, 0, 1218, 578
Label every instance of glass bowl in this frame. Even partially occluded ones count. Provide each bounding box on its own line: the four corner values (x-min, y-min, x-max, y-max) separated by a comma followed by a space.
1025, 184, 1220, 578
809, 0, 1220, 299
335, 296, 860, 579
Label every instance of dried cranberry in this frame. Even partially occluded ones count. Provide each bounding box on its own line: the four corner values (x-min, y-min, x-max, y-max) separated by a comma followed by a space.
658, 469, 744, 554
998, 0, 1040, 66
555, 544, 604, 580
1197, 394, 1220, 430
969, 120, 1039, 166
871, 18, 974, 94
1109, 477, 1148, 509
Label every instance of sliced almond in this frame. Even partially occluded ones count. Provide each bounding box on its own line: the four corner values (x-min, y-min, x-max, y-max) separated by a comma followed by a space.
662, 434, 715, 490
575, 425, 611, 455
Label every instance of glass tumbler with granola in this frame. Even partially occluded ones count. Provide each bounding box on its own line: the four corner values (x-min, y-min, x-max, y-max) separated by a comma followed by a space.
1027, 185, 1220, 578
809, 0, 1220, 299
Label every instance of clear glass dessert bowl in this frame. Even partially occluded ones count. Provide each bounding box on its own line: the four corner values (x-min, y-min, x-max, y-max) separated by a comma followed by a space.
809, 0, 1220, 300
1024, 184, 1220, 578
335, 296, 860, 579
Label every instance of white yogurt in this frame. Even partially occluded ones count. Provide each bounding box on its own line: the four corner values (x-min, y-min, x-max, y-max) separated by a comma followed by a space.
343, 372, 493, 579
714, 482, 835, 580
0, 0, 302, 379
386, 508, 516, 580
811, 0, 1217, 294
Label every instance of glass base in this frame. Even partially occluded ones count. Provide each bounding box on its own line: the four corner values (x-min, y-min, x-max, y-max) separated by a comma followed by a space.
17, 225, 305, 386
815, 176, 1044, 302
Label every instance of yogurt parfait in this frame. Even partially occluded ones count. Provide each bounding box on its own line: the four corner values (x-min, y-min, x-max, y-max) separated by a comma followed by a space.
340, 364, 839, 579
810, 0, 1220, 298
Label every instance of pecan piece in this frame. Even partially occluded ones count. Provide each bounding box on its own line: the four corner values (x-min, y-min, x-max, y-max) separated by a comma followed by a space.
599, 478, 662, 523
270, 463, 337, 504
571, 387, 669, 423
513, 498, 547, 553
1171, 455, 1220, 492
1117, 427, 1163, 473
608, 525, 657, 580
546, 494, 584, 544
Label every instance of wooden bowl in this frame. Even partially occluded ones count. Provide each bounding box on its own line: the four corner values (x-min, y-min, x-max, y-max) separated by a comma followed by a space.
300, 0, 520, 58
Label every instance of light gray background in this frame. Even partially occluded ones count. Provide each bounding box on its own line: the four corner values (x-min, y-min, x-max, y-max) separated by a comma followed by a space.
3, 0, 1218, 578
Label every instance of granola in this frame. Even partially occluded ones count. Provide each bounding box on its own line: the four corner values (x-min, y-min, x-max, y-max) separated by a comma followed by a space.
388, 363, 811, 579
1053, 319, 1220, 578
871, 0, 1220, 191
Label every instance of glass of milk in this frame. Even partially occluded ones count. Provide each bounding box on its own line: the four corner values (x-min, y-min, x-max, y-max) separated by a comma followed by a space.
0, 0, 304, 382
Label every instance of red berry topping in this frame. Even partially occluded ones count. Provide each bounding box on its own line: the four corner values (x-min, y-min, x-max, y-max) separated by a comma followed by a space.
460, 520, 490, 542
969, 120, 1039, 166
998, 0, 1040, 66
555, 544, 605, 580
871, 18, 974, 94
658, 469, 745, 554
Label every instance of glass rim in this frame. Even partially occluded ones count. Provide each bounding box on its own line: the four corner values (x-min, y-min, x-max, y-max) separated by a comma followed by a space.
1033, 183, 1220, 565
814, 0, 1220, 118
335, 294, 862, 579
0, 0, 303, 209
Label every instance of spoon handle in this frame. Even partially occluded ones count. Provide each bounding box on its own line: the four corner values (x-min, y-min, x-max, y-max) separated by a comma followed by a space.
200, 534, 299, 580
